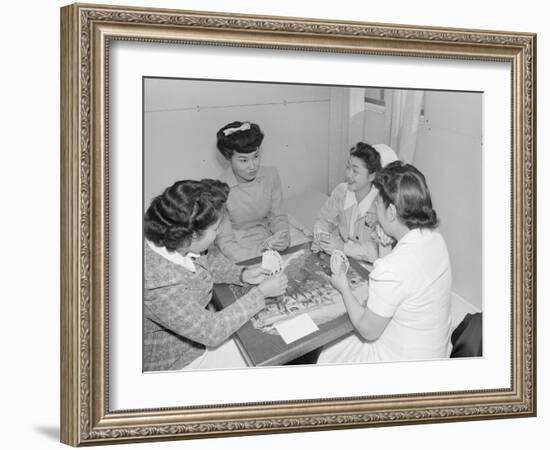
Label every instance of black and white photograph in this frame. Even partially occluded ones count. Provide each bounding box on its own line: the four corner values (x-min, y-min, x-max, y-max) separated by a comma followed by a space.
142, 78, 483, 372
53, 1, 538, 448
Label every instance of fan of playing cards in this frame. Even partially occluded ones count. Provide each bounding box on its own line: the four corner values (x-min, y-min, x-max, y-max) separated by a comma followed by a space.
261, 249, 284, 277
330, 249, 349, 275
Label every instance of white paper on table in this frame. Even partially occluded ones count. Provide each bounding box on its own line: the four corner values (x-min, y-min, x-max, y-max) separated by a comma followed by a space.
274, 314, 319, 344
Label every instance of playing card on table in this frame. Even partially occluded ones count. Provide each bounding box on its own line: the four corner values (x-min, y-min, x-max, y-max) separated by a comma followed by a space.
330, 249, 349, 275
261, 249, 284, 276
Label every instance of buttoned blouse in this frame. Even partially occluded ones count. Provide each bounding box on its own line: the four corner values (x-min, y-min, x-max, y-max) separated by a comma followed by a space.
315, 182, 380, 248
215, 165, 289, 261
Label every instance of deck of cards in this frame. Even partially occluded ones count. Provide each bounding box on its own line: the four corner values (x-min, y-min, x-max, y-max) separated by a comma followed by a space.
260, 230, 288, 252
330, 249, 350, 275
261, 249, 284, 277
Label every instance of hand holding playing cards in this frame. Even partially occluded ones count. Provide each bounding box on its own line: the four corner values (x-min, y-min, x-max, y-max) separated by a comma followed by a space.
258, 273, 288, 298
241, 266, 269, 285
331, 270, 350, 294
311, 228, 324, 253
330, 250, 350, 293
373, 224, 393, 247
260, 231, 290, 252
261, 249, 284, 275
343, 240, 378, 263
319, 232, 344, 254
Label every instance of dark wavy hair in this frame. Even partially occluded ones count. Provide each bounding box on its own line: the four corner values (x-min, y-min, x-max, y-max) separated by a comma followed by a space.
349, 142, 382, 175
373, 161, 439, 230
216, 121, 264, 159
144, 179, 229, 251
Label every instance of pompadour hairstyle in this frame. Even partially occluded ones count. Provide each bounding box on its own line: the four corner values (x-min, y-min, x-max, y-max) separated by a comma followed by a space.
216, 121, 264, 159
144, 179, 229, 251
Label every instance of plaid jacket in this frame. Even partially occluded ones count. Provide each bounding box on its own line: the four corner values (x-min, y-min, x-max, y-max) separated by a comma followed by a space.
143, 243, 265, 372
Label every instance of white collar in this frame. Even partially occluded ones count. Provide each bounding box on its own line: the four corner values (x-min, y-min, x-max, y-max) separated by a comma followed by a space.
146, 240, 200, 273
344, 185, 379, 217
395, 228, 435, 248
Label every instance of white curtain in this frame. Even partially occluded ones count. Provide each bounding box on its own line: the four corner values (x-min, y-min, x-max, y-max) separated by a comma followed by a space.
327, 88, 366, 192
384, 90, 425, 163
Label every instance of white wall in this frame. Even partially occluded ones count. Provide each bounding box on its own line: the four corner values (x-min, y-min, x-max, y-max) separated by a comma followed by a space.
356, 88, 483, 311
363, 89, 483, 310
144, 78, 331, 205
414, 91, 483, 309
362, 108, 387, 143
3, 1, 547, 450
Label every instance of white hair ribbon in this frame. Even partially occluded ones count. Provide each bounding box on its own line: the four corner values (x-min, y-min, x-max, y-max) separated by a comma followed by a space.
222, 122, 251, 136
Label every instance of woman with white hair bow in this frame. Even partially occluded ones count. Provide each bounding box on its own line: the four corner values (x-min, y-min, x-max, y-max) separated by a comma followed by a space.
214, 121, 291, 262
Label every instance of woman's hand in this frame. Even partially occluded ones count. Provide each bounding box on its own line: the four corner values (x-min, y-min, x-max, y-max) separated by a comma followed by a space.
311, 239, 321, 253
343, 240, 378, 263
372, 224, 394, 247
258, 273, 288, 298
270, 230, 290, 251
319, 233, 344, 254
241, 266, 269, 285
261, 231, 290, 252
331, 270, 350, 294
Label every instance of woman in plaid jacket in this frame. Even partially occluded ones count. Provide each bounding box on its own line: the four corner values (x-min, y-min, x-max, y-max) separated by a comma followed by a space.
143, 179, 287, 372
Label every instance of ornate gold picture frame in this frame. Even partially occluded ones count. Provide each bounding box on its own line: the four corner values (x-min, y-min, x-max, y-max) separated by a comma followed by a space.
60, 3, 536, 446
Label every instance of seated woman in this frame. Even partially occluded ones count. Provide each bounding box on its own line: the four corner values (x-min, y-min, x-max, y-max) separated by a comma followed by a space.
313, 142, 393, 263
143, 179, 288, 372
215, 121, 290, 262
318, 161, 452, 363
